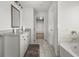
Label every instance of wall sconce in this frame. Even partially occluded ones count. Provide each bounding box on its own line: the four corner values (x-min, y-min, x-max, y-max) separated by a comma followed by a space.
14, 1, 23, 9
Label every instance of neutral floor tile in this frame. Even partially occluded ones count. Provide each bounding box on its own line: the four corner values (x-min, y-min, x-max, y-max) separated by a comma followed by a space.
32, 39, 56, 57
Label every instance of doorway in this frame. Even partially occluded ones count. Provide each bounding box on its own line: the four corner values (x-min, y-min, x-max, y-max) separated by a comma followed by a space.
35, 17, 44, 39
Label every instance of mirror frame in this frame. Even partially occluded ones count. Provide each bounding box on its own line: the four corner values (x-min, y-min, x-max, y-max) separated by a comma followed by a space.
11, 5, 20, 28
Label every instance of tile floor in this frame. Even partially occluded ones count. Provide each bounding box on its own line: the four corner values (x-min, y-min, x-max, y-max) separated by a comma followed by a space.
32, 39, 56, 57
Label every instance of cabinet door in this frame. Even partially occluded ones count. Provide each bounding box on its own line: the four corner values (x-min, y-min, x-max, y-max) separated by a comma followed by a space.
24, 33, 30, 52
0, 36, 4, 57
20, 35, 25, 57
4, 35, 20, 57
24, 38, 28, 53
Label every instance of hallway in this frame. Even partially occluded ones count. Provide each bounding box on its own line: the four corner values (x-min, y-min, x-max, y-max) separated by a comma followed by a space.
32, 39, 56, 57
0, 1, 58, 57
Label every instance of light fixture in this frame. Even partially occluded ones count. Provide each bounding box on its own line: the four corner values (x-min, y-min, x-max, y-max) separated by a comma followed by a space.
14, 1, 23, 9
40, 17, 43, 20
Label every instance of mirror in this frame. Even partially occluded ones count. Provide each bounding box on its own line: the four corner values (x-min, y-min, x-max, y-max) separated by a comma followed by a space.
11, 5, 20, 28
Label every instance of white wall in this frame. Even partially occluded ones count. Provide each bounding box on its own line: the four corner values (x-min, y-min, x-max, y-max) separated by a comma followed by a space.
36, 22, 44, 33
58, 1, 79, 43
35, 11, 48, 40
0, 1, 22, 31
0, 2, 11, 30
22, 7, 34, 43
0, 2, 11, 57
48, 2, 58, 56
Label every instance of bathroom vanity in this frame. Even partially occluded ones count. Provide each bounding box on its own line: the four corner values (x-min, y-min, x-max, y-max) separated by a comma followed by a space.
4, 33, 20, 57
0, 29, 31, 57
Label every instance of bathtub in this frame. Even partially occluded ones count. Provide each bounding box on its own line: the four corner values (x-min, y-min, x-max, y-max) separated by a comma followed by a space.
60, 42, 79, 57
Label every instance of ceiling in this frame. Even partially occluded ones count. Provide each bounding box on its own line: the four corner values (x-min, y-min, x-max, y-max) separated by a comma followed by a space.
21, 1, 53, 12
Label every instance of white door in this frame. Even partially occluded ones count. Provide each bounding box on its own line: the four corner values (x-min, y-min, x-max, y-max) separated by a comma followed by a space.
48, 11, 55, 46
48, 2, 58, 56
48, 26, 54, 45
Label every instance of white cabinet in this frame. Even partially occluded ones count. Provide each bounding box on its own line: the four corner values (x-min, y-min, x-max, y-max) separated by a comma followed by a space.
0, 35, 4, 57
20, 34, 25, 57
0, 30, 31, 57
4, 33, 20, 57
20, 31, 31, 57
